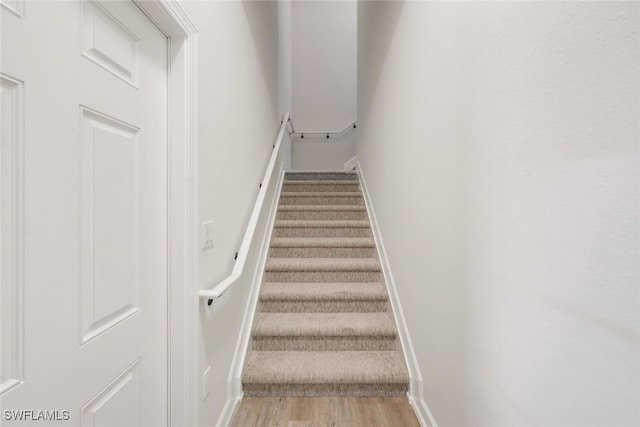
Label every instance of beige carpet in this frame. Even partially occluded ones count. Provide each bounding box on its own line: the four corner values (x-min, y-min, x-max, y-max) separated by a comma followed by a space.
242, 171, 409, 397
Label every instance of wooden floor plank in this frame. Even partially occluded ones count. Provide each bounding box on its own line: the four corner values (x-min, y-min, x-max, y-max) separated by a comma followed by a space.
230, 397, 420, 427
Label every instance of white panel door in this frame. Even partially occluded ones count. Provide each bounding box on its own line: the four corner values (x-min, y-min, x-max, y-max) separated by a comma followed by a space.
1, 1, 168, 425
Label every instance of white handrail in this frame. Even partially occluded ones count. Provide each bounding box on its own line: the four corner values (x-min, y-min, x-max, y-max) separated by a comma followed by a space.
199, 113, 291, 303
291, 120, 357, 139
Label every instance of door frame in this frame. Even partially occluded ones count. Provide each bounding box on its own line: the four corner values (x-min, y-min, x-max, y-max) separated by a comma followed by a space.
130, 1, 199, 425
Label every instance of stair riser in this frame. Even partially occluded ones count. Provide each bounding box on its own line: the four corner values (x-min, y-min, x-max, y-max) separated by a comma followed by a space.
252, 337, 396, 351
242, 383, 409, 397
280, 196, 364, 206
264, 271, 381, 283
285, 173, 358, 181
282, 183, 360, 192
273, 228, 371, 238
270, 247, 376, 258
259, 300, 388, 313
276, 210, 367, 220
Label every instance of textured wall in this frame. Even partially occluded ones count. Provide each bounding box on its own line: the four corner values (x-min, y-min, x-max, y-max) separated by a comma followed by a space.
291, 131, 357, 171
292, 0, 356, 131
357, 2, 639, 425
279, 0, 293, 170
181, 1, 279, 425
290, 0, 357, 170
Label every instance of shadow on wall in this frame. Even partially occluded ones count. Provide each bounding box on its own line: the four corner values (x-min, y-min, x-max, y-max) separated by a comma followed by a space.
357, 0, 404, 125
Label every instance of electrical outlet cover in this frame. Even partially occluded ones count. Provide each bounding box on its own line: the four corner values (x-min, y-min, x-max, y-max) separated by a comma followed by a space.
201, 221, 214, 250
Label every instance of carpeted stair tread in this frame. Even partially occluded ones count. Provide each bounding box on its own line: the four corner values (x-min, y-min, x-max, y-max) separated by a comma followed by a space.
266, 258, 380, 272
259, 281, 388, 312
260, 282, 387, 301
277, 205, 366, 212
283, 180, 360, 190
276, 205, 368, 221
253, 313, 397, 337
281, 192, 362, 198
275, 220, 369, 228
285, 171, 358, 181
284, 180, 360, 185
279, 193, 364, 206
270, 237, 375, 248
243, 351, 409, 385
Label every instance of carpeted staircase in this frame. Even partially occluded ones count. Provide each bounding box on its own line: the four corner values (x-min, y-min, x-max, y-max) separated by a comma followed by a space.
242, 171, 409, 397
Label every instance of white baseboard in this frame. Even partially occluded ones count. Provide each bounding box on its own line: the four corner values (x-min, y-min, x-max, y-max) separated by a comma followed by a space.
344, 155, 358, 171
357, 162, 438, 427
214, 397, 241, 427
214, 164, 285, 427
409, 394, 438, 427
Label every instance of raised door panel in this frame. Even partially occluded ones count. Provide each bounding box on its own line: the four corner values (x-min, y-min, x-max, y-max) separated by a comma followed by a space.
0, 0, 24, 18
81, 359, 141, 427
80, 107, 140, 346
0, 74, 24, 395
81, 0, 140, 88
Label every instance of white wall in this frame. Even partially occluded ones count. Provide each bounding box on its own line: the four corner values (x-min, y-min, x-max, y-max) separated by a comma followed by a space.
357, 2, 640, 426
291, 0, 356, 131
291, 131, 357, 171
180, 2, 279, 425
278, 0, 292, 118
290, 0, 357, 170
279, 0, 293, 170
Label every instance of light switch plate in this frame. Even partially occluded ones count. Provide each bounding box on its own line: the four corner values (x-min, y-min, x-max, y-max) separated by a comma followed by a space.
201, 221, 214, 251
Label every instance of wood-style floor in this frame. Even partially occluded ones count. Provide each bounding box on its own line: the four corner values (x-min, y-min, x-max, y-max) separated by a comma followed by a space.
229, 397, 421, 427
